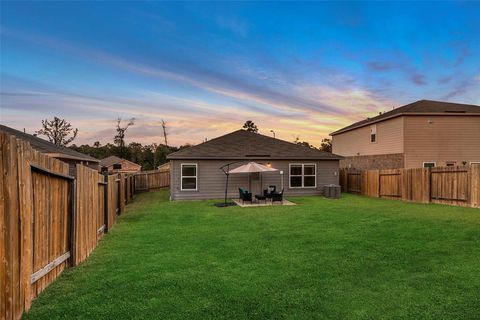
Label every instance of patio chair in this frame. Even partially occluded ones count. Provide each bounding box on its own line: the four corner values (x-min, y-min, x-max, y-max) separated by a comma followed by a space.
263, 186, 276, 201
271, 189, 284, 204
239, 188, 252, 203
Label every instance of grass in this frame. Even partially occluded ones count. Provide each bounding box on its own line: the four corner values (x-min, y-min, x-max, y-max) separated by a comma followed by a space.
24, 191, 480, 319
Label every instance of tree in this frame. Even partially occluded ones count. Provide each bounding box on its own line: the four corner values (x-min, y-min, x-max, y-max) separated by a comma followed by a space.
161, 119, 168, 147
293, 136, 315, 149
320, 138, 332, 153
114, 117, 135, 158
36, 117, 78, 146
242, 120, 258, 133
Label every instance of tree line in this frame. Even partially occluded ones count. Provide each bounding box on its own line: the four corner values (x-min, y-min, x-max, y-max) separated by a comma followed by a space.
34, 117, 332, 170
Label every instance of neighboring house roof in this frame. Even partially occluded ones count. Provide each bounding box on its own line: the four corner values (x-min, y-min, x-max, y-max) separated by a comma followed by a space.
0, 124, 99, 162
99, 155, 141, 168
167, 129, 343, 160
330, 100, 480, 136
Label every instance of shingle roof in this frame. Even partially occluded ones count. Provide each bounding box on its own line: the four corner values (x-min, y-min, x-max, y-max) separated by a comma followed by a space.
330, 100, 480, 135
99, 156, 124, 167
0, 124, 99, 162
167, 130, 343, 160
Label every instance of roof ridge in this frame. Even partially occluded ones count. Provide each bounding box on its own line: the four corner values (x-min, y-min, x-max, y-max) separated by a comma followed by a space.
167, 129, 343, 160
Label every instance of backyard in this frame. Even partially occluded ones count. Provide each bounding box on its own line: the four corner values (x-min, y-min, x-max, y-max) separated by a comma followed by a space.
24, 190, 480, 319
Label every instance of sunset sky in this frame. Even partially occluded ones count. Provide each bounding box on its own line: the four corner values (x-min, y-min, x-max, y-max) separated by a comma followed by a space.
1, 2, 479, 147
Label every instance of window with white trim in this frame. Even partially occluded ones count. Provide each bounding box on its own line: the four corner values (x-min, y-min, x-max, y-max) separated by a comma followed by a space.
181, 164, 197, 190
289, 164, 316, 188
370, 125, 377, 143
423, 162, 435, 168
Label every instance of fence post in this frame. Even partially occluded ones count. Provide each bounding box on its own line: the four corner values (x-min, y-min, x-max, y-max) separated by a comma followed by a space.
69, 178, 77, 267
117, 174, 121, 215
103, 172, 109, 233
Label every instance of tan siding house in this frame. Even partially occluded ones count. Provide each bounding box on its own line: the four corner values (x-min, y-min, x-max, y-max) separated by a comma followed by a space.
330, 100, 480, 169
99, 156, 141, 173
167, 130, 343, 200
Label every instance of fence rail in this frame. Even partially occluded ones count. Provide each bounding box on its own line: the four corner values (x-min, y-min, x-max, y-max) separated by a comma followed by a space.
339, 165, 480, 208
134, 170, 170, 192
0, 131, 135, 320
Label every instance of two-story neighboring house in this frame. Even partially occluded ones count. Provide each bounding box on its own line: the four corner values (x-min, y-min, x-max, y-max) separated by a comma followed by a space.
330, 100, 480, 169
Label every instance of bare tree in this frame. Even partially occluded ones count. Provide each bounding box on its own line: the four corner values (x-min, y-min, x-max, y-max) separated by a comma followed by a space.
114, 117, 135, 158
114, 117, 135, 148
36, 117, 78, 146
161, 119, 168, 147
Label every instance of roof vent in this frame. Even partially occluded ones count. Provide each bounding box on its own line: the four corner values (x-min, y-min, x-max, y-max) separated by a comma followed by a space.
245, 154, 271, 157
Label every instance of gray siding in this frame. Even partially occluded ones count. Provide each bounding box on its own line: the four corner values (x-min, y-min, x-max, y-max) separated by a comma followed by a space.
170, 160, 339, 200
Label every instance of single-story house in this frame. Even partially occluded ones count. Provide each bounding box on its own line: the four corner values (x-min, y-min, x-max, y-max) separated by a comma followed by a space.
99, 155, 142, 173
0, 124, 99, 175
166, 129, 343, 200
330, 100, 480, 169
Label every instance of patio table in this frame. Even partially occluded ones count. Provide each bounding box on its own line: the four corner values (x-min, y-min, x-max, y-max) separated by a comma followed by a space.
255, 194, 267, 204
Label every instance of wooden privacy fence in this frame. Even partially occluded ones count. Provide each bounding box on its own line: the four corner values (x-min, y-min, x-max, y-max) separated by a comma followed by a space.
340, 165, 480, 208
0, 131, 135, 320
134, 169, 170, 192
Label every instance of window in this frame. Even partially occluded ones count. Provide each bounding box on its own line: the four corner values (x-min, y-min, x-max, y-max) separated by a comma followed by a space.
181, 164, 197, 190
423, 162, 435, 168
289, 164, 316, 188
370, 125, 377, 143
113, 163, 122, 170
446, 162, 456, 167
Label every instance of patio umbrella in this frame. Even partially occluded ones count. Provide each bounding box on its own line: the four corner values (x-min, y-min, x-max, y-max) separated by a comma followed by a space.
215, 161, 278, 207
229, 162, 278, 193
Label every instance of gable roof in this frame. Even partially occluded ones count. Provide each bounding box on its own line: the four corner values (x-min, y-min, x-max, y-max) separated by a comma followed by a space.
167, 130, 343, 160
99, 155, 141, 168
330, 100, 480, 136
0, 124, 99, 162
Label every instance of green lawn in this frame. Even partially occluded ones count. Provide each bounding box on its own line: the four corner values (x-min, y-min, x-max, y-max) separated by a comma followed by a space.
24, 190, 480, 319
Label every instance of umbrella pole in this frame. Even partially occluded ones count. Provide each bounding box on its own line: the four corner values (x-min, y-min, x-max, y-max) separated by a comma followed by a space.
224, 172, 229, 204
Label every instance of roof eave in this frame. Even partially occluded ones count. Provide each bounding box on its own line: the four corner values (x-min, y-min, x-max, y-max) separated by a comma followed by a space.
330, 112, 480, 136
167, 156, 344, 160
47, 153, 100, 163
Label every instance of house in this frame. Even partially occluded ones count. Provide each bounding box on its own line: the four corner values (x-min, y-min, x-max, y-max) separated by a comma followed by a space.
166, 129, 343, 200
0, 124, 99, 175
330, 100, 480, 169
99, 155, 141, 173
157, 162, 170, 172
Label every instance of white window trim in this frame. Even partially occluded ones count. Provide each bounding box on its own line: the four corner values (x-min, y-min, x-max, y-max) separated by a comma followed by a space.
423, 162, 436, 168
470, 162, 480, 165
180, 163, 198, 191
289, 163, 317, 189
370, 125, 377, 144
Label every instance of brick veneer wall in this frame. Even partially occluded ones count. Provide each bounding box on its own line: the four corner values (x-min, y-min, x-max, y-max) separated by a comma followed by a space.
340, 153, 404, 170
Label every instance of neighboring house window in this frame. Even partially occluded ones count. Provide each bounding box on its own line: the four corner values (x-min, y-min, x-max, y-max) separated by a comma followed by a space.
289, 164, 316, 188
370, 125, 377, 143
446, 162, 456, 167
181, 163, 197, 190
423, 162, 435, 168
113, 163, 122, 170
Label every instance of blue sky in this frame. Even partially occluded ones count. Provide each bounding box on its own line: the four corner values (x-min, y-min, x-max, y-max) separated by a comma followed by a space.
1, 1, 479, 146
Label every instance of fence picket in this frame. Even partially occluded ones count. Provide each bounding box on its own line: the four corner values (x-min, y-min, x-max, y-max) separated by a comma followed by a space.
0, 130, 136, 320
340, 165, 479, 208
